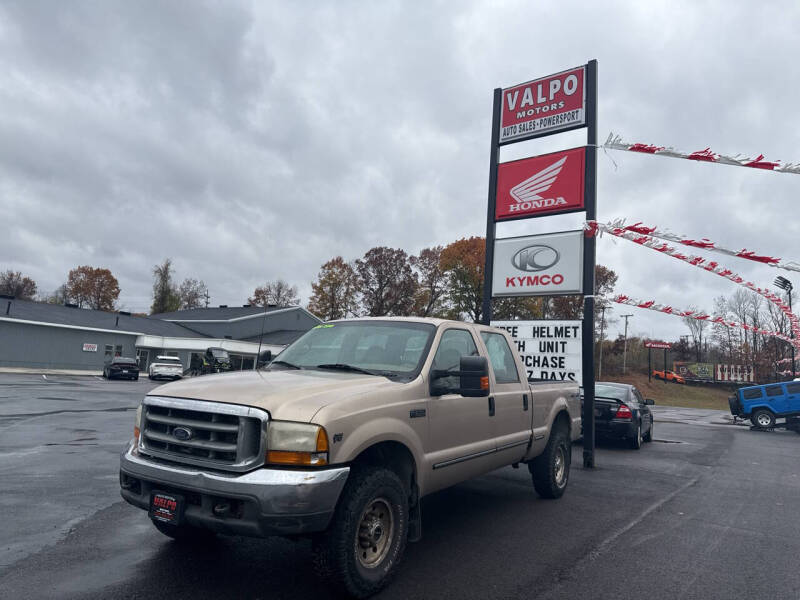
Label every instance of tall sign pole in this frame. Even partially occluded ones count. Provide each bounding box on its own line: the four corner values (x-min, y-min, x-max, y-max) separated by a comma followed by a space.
482, 60, 598, 468
581, 59, 598, 468
482, 88, 502, 325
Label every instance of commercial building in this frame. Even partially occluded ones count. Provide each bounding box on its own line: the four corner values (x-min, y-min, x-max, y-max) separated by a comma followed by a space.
0, 297, 320, 374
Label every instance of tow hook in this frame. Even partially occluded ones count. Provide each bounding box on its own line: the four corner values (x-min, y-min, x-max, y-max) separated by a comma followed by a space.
213, 502, 231, 517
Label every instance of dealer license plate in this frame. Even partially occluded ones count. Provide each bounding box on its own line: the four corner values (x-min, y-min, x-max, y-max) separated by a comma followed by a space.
149, 491, 184, 525
122, 370, 128, 374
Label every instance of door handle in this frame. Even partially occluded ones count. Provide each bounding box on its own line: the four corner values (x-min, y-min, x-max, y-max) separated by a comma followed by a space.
488, 396, 495, 417
523, 394, 529, 411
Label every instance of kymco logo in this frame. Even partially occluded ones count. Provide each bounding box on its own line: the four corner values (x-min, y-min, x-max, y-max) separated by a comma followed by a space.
511, 245, 559, 272
496, 147, 586, 221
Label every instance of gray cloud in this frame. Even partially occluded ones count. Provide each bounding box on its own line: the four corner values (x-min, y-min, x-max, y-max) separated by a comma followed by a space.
1, 0, 798, 343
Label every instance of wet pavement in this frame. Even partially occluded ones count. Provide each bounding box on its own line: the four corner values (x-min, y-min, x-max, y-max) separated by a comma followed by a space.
1, 374, 800, 599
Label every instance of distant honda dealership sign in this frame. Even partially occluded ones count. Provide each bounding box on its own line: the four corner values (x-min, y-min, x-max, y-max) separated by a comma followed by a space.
499, 65, 586, 144
644, 341, 671, 349
496, 147, 586, 220
492, 230, 584, 297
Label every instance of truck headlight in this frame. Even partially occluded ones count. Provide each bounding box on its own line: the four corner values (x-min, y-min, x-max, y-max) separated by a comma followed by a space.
134, 404, 143, 443
266, 421, 329, 467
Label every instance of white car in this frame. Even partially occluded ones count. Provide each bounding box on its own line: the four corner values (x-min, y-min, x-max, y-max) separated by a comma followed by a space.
148, 356, 184, 381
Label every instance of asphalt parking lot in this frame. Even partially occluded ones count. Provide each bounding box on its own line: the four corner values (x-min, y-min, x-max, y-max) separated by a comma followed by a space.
1, 373, 800, 599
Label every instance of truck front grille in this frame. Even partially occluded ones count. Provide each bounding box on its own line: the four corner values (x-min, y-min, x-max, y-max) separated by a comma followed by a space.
140, 397, 268, 472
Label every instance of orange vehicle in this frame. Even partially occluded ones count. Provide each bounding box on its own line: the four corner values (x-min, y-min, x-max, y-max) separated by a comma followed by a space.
652, 369, 685, 384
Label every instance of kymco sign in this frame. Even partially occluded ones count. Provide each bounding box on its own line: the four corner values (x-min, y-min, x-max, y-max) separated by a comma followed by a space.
496, 147, 585, 221
500, 66, 586, 144
492, 230, 584, 297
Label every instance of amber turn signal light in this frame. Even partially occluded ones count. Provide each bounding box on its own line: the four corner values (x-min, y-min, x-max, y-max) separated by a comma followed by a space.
480, 376, 489, 390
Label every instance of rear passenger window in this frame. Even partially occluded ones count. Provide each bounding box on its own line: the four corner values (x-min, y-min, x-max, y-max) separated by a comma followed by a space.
787, 383, 800, 394
742, 388, 763, 400
766, 386, 784, 397
480, 332, 520, 384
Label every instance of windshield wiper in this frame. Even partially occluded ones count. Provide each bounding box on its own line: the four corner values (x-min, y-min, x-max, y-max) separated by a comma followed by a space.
315, 363, 380, 376
269, 360, 301, 370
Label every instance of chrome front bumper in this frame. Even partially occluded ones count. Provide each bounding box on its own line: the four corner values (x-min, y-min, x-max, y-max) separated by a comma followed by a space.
119, 442, 349, 536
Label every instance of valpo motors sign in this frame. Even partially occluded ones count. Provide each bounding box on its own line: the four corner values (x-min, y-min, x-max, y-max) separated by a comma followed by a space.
495, 147, 586, 220
499, 65, 586, 144
492, 230, 584, 297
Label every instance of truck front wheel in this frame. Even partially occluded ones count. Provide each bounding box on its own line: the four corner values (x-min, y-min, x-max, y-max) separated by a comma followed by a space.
530, 424, 571, 499
312, 468, 408, 599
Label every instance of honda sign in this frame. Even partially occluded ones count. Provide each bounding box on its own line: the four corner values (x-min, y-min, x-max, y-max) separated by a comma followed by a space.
492, 230, 584, 297
495, 147, 586, 220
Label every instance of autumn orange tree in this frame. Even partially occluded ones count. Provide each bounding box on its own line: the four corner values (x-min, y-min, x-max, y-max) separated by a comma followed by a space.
307, 257, 359, 320
439, 237, 486, 322
66, 266, 120, 311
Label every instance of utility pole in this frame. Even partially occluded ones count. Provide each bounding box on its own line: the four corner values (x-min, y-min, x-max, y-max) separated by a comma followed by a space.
598, 305, 607, 380
204, 289, 210, 308
621, 314, 633, 375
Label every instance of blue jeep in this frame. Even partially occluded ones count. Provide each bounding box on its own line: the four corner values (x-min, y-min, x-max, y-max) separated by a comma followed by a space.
729, 381, 800, 429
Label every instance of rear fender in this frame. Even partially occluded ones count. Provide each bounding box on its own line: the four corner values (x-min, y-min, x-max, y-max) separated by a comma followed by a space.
526, 396, 574, 461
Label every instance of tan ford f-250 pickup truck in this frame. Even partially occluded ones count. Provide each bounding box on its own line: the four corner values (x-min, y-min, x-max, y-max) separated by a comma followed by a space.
120, 317, 580, 598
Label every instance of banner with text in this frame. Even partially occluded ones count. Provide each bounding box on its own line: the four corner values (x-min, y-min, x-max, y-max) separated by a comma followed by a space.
500, 66, 586, 144
492, 320, 582, 384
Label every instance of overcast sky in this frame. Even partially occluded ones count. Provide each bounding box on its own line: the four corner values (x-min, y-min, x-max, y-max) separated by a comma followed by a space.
2, 0, 799, 341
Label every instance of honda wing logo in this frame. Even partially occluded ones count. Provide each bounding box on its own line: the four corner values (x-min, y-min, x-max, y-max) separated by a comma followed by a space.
507, 156, 568, 213
511, 245, 560, 272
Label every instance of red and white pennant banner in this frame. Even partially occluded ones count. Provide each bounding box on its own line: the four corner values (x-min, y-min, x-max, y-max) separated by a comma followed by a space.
586, 220, 800, 348
604, 133, 800, 175
600, 219, 800, 273
612, 294, 798, 349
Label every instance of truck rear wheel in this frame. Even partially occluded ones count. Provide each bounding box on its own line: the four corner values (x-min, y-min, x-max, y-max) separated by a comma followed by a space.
753, 409, 776, 428
312, 468, 408, 599
530, 424, 570, 499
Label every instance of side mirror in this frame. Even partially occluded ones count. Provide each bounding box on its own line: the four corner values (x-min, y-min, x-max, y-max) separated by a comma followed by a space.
645, 398, 655, 405
430, 355, 490, 397
458, 356, 490, 397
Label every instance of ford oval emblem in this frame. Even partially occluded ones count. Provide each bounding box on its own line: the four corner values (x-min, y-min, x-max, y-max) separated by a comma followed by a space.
172, 426, 193, 441
511, 245, 560, 272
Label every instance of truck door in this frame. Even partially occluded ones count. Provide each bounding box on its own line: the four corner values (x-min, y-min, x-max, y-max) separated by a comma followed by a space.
480, 331, 531, 467
426, 328, 498, 492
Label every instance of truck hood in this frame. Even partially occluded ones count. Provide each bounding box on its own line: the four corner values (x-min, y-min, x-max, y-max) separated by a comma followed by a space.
148, 369, 398, 422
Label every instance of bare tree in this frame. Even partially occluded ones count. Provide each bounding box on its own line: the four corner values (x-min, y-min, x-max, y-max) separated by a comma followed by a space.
410, 246, 449, 317
0, 270, 37, 300
683, 307, 708, 362
249, 280, 300, 307
178, 278, 208, 309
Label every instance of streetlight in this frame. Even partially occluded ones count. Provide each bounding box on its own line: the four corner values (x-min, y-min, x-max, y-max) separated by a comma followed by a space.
774, 276, 795, 378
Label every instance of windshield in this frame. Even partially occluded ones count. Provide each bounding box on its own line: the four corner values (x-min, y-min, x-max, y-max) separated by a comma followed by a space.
271, 321, 436, 381
210, 349, 229, 359
593, 384, 628, 401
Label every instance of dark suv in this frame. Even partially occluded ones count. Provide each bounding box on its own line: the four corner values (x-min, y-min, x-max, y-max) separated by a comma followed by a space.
190, 347, 232, 375
103, 356, 140, 380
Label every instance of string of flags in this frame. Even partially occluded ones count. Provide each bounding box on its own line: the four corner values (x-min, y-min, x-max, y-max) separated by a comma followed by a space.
594, 219, 800, 273
612, 294, 799, 350
603, 133, 800, 174
586, 220, 800, 347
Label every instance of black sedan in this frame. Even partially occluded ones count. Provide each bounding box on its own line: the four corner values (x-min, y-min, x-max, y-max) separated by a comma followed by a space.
582, 382, 655, 449
103, 356, 140, 380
